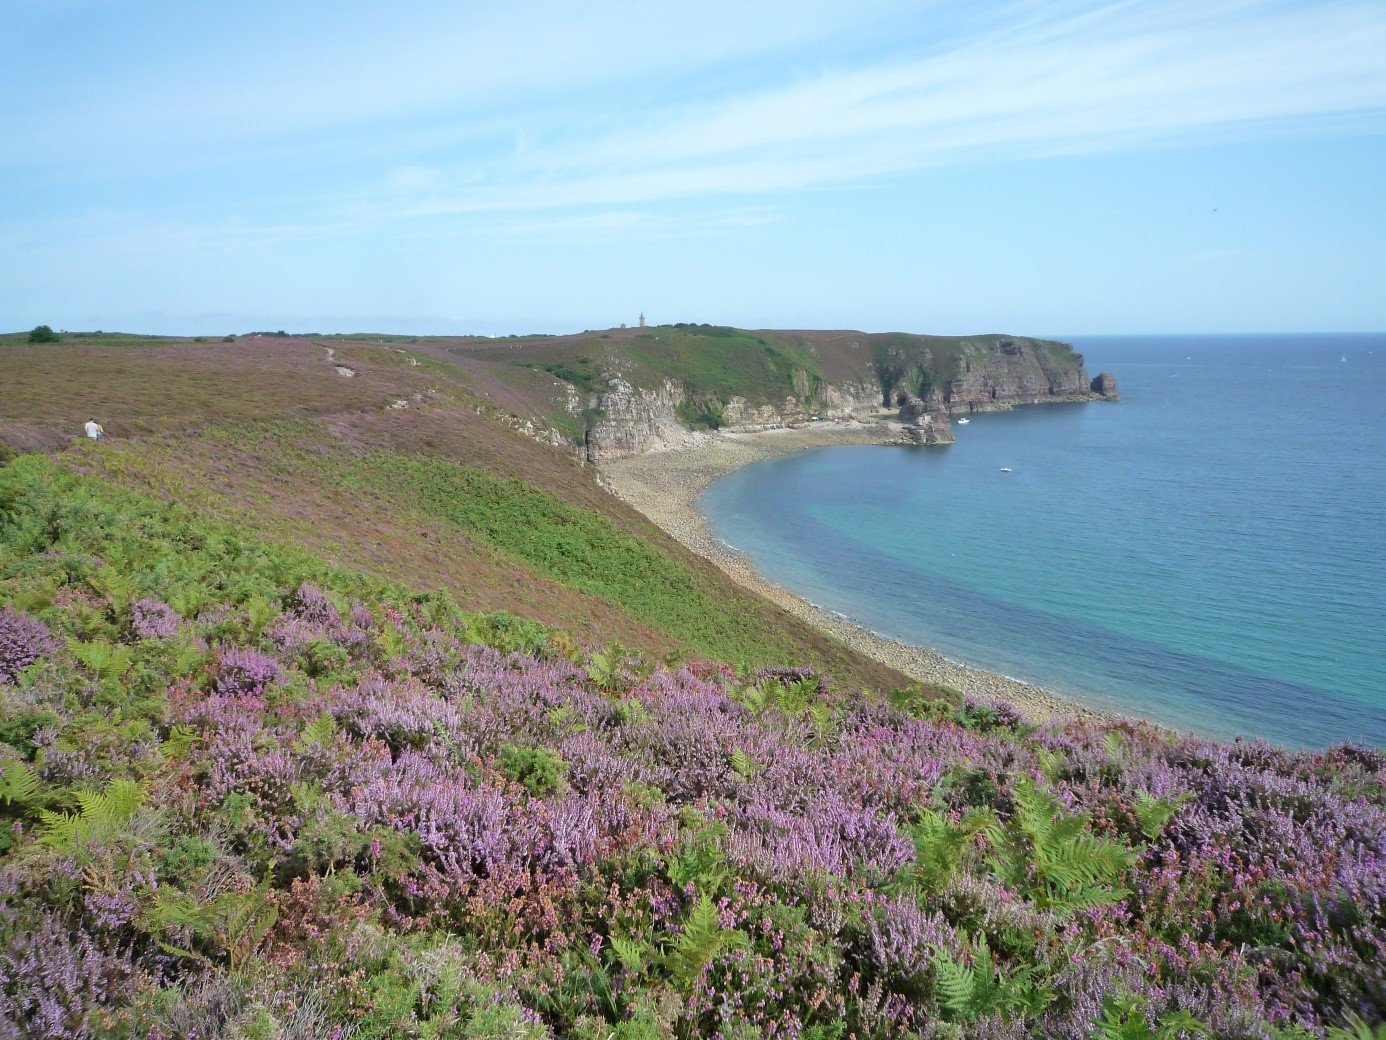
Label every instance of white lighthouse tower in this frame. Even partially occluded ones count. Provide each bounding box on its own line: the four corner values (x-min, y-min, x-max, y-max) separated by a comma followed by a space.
638, 312, 646, 328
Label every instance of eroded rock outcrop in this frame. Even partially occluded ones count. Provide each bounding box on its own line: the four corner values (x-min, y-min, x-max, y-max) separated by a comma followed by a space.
876, 337, 1107, 414
585, 379, 883, 461
584, 379, 703, 463
1091, 371, 1119, 399
895, 392, 954, 446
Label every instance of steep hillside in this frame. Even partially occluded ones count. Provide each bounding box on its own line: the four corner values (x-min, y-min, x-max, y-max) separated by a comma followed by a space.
0, 333, 913, 693
0, 455, 1380, 1038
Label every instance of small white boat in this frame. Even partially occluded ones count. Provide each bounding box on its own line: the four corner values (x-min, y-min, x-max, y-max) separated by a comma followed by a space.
957, 417, 971, 424
1000, 466, 1012, 473
1341, 355, 1348, 363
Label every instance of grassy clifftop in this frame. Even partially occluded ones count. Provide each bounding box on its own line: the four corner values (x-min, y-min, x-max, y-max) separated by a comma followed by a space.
423, 325, 1095, 442
1, 325, 1094, 455
451, 325, 824, 403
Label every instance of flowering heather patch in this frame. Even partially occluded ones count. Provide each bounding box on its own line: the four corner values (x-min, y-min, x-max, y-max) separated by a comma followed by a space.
0, 456, 1382, 1038
211, 646, 284, 698
0, 607, 53, 684
130, 598, 180, 640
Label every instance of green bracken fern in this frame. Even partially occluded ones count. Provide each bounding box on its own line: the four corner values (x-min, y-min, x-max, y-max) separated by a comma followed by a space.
0, 760, 40, 809
904, 807, 994, 893
665, 893, 744, 989
931, 936, 1054, 1024
1133, 791, 1192, 842
986, 778, 1136, 912
38, 778, 145, 850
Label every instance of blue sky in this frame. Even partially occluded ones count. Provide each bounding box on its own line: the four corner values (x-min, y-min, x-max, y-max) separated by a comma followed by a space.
2, 0, 1384, 336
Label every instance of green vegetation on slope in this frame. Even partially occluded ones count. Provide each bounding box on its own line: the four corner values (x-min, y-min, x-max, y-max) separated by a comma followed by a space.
870, 332, 969, 396
75, 416, 914, 692
0, 455, 545, 657
1, 331, 921, 691
0, 452, 1379, 1039
336, 451, 836, 668
620, 326, 822, 407
442, 325, 828, 427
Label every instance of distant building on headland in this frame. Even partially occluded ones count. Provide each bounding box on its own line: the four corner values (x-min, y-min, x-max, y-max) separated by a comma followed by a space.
638, 312, 646, 328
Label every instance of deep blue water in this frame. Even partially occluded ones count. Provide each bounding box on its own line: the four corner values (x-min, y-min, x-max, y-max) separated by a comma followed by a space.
701, 334, 1385, 748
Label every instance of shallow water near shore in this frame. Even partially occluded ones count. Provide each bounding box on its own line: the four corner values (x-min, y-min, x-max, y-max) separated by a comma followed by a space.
702, 334, 1385, 747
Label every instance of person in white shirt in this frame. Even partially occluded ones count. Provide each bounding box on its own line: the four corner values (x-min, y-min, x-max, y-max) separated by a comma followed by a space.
84, 420, 104, 441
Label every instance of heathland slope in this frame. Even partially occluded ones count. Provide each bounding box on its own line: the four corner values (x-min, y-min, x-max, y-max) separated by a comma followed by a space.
0, 454, 1381, 1038
0, 330, 1381, 1038
0, 332, 911, 692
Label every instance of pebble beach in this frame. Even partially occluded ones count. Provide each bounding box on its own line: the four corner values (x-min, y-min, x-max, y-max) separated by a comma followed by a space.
600, 420, 1117, 725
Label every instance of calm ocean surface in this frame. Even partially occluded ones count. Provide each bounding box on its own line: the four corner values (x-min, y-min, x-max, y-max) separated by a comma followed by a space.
701, 334, 1385, 747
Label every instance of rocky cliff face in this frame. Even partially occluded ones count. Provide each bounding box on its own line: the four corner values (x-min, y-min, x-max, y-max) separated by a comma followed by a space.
894, 393, 954, 446
584, 379, 702, 463
876, 337, 1113, 414
584, 379, 883, 462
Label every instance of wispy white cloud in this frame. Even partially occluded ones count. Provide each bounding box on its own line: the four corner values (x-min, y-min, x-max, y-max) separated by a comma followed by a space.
0, 0, 921, 163
3, 0, 1384, 249
373, 0, 1386, 215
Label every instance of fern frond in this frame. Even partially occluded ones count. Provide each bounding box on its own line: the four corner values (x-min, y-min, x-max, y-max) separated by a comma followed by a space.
739, 681, 769, 712
729, 748, 758, 778
667, 838, 728, 896
68, 639, 133, 681
1133, 791, 1192, 842
610, 935, 649, 974
1103, 731, 1126, 759
907, 808, 992, 893
374, 626, 409, 665
1035, 747, 1063, 781
38, 779, 145, 849
161, 724, 199, 761
614, 698, 649, 727
87, 564, 134, 612
932, 951, 976, 1016
225, 875, 278, 970
0, 760, 40, 808
664, 893, 743, 989
171, 643, 207, 679
1012, 778, 1059, 847
1155, 1008, 1213, 1039
298, 712, 337, 748
988, 777, 1136, 912
1324, 1014, 1386, 1040
243, 595, 280, 635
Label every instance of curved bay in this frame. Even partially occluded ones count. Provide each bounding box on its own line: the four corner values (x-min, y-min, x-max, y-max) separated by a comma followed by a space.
702, 334, 1386, 748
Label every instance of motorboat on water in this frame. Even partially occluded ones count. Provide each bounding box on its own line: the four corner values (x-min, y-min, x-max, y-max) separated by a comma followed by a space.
957, 417, 971, 424
1000, 466, 1012, 473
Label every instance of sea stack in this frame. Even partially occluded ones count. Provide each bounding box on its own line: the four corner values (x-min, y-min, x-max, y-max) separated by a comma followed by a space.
1091, 371, 1119, 399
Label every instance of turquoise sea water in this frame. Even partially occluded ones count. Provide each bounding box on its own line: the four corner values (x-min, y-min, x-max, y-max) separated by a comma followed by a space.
701, 334, 1385, 747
